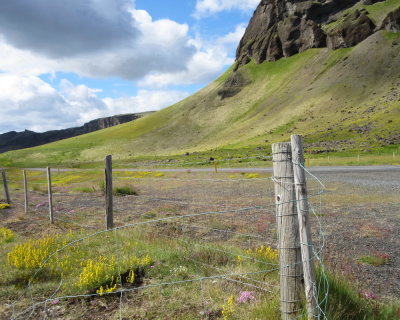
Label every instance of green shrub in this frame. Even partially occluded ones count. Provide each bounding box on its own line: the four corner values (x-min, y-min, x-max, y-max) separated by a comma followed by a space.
113, 186, 138, 196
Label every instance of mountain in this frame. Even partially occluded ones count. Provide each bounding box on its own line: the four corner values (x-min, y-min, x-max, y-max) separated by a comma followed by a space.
0, 112, 153, 153
0, 0, 399, 167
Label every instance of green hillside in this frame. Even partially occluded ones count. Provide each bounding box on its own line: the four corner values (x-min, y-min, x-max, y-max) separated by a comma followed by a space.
1, 30, 399, 168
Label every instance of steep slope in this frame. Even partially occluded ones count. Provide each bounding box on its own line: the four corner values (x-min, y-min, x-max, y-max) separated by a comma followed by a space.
0, 1, 399, 167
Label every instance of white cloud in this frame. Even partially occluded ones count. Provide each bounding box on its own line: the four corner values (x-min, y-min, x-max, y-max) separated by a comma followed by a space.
194, 0, 259, 17
0, 37, 58, 76
217, 23, 247, 44
103, 90, 190, 115
0, 75, 189, 133
0, 75, 76, 132
139, 47, 233, 88
138, 23, 246, 88
0, 3, 196, 81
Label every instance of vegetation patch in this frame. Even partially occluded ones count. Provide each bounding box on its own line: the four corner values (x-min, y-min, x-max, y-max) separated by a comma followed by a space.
0, 203, 10, 210
0, 227, 14, 243
72, 186, 95, 193
357, 253, 390, 267
113, 186, 138, 196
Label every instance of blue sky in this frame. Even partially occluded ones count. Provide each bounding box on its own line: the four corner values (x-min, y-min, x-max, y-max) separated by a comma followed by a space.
0, 0, 259, 133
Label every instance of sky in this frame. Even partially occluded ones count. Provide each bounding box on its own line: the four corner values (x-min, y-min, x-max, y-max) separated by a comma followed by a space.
0, 0, 260, 133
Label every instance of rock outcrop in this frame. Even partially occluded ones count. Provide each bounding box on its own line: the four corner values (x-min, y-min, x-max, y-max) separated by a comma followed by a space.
327, 10, 376, 49
235, 0, 397, 70
381, 7, 400, 32
235, 0, 363, 70
0, 113, 151, 153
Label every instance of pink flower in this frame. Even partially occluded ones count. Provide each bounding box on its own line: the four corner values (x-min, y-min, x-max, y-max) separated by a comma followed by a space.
35, 202, 46, 209
236, 291, 256, 304
150, 265, 155, 268
52, 299, 60, 305
361, 291, 378, 300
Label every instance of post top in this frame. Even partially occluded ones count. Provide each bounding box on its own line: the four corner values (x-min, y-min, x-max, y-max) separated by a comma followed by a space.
272, 142, 291, 154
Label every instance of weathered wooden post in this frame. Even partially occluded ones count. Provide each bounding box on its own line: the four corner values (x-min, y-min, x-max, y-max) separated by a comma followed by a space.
272, 142, 303, 320
47, 167, 54, 223
291, 135, 319, 319
23, 170, 29, 214
1, 170, 11, 204
105, 155, 113, 230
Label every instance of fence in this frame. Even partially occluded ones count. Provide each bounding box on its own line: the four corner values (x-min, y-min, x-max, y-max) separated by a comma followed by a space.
0, 135, 328, 320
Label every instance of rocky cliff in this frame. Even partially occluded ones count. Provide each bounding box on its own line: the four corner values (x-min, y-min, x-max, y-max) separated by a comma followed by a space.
0, 113, 152, 153
235, 0, 398, 70
381, 7, 400, 32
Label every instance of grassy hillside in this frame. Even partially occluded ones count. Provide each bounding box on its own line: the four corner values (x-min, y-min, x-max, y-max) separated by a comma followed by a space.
1, 30, 399, 168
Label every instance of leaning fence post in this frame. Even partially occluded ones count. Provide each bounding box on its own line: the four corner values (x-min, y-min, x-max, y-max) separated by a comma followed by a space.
1, 170, 11, 204
47, 167, 54, 224
105, 155, 113, 230
291, 135, 319, 319
272, 142, 303, 320
23, 170, 29, 214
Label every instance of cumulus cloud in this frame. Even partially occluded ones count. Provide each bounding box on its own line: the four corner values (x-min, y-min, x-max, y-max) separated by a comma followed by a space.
0, 1, 196, 80
194, 0, 259, 17
64, 10, 196, 80
0, 37, 58, 76
0, 75, 77, 132
103, 90, 190, 115
0, 0, 136, 58
0, 75, 189, 133
0, 1, 244, 83
139, 46, 232, 88
138, 23, 246, 88
217, 23, 247, 44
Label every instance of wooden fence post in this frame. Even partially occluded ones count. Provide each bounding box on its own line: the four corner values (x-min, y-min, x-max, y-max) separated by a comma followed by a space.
272, 142, 303, 320
105, 155, 113, 230
1, 170, 11, 204
47, 167, 54, 224
291, 135, 319, 319
23, 170, 29, 214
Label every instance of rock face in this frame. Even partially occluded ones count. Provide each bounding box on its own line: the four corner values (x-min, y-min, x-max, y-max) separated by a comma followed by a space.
235, 0, 362, 70
381, 7, 400, 32
234, 0, 397, 70
83, 113, 141, 132
0, 113, 150, 153
327, 10, 376, 49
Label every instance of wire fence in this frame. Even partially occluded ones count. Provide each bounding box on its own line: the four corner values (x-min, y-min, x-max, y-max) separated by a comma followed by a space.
1, 160, 328, 320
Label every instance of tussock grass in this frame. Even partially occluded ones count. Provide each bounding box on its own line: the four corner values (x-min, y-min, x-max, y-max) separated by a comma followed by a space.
113, 186, 138, 196
318, 270, 399, 320
357, 254, 390, 267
